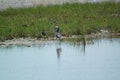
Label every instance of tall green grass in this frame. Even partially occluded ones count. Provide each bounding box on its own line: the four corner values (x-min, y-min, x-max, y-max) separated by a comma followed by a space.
0, 2, 120, 41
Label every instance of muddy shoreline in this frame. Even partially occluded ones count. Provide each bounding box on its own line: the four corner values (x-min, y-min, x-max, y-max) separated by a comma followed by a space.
0, 32, 120, 46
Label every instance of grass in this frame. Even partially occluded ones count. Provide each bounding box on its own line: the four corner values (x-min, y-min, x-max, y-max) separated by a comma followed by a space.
0, 2, 120, 41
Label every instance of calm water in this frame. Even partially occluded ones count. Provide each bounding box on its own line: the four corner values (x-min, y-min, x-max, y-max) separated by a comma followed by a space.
0, 0, 120, 9
0, 37, 120, 80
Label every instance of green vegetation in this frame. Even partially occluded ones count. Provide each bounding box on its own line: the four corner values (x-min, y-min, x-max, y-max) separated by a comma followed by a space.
0, 2, 120, 41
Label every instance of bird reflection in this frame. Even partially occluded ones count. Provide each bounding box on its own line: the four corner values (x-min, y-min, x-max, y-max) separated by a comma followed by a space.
56, 48, 62, 59
56, 41, 62, 60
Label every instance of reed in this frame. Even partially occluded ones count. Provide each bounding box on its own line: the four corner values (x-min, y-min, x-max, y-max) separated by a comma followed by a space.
0, 2, 120, 41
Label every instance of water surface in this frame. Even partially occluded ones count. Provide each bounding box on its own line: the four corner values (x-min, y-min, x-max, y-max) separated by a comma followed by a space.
0, 37, 120, 80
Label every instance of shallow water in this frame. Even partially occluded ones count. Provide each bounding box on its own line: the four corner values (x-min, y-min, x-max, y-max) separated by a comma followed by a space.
0, 37, 120, 80
0, 0, 120, 9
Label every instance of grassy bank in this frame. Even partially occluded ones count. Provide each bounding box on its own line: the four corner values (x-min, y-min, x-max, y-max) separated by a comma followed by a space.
0, 2, 120, 41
